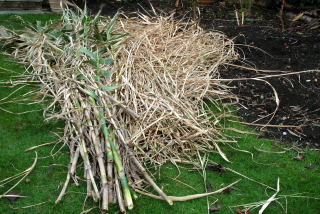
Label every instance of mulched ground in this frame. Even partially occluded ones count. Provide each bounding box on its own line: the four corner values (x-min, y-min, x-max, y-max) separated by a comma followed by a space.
89, 1, 320, 148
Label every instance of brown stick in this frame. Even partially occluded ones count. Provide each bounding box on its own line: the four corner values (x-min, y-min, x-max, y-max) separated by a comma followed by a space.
70, 147, 80, 186
280, 0, 286, 31
55, 146, 80, 203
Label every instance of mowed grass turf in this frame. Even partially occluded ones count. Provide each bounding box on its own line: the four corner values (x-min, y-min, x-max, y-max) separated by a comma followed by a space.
0, 14, 320, 214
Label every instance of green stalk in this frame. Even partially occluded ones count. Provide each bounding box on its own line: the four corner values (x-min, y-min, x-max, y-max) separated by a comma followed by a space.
100, 115, 116, 203
88, 97, 114, 162
88, 96, 133, 209
100, 116, 114, 162
82, 99, 109, 210
104, 106, 173, 205
101, 117, 116, 203
109, 134, 133, 210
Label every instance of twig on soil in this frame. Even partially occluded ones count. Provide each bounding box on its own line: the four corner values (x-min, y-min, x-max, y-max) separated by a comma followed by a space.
214, 69, 320, 81
223, 62, 288, 73
227, 120, 302, 128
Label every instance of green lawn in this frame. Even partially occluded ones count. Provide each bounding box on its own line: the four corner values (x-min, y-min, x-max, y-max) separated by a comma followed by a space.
0, 14, 319, 214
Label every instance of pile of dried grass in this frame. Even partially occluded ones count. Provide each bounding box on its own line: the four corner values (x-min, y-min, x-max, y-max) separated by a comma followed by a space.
116, 15, 237, 164
0, 3, 238, 212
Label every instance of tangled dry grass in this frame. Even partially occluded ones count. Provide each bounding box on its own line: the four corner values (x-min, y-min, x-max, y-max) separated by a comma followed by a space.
116, 15, 238, 164
0, 3, 238, 212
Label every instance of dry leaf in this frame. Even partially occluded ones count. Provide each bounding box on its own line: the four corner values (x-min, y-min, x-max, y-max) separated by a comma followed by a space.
3, 192, 23, 202
209, 201, 221, 213
209, 207, 221, 213
305, 163, 316, 169
235, 209, 250, 214
293, 154, 304, 161
292, 12, 305, 21
222, 187, 233, 194
206, 164, 226, 173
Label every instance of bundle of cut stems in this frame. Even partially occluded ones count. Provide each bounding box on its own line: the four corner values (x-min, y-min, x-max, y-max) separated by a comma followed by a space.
0, 3, 238, 212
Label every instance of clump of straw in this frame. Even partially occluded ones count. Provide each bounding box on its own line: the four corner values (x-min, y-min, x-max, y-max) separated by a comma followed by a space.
0, 2, 238, 212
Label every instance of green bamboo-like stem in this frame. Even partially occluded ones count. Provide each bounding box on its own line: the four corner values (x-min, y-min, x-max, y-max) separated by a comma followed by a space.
88, 97, 114, 163
101, 116, 116, 203
102, 125, 133, 209
130, 187, 138, 199
100, 116, 114, 162
83, 101, 109, 210
112, 136, 133, 209
102, 105, 173, 205
89, 97, 116, 204
89, 96, 133, 209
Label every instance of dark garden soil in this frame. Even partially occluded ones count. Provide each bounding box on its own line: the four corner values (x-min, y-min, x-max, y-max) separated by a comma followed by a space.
89, 1, 320, 148
198, 4, 320, 148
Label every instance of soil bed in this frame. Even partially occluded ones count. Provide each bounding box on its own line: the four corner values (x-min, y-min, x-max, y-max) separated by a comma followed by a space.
199, 5, 320, 148
89, 1, 320, 148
